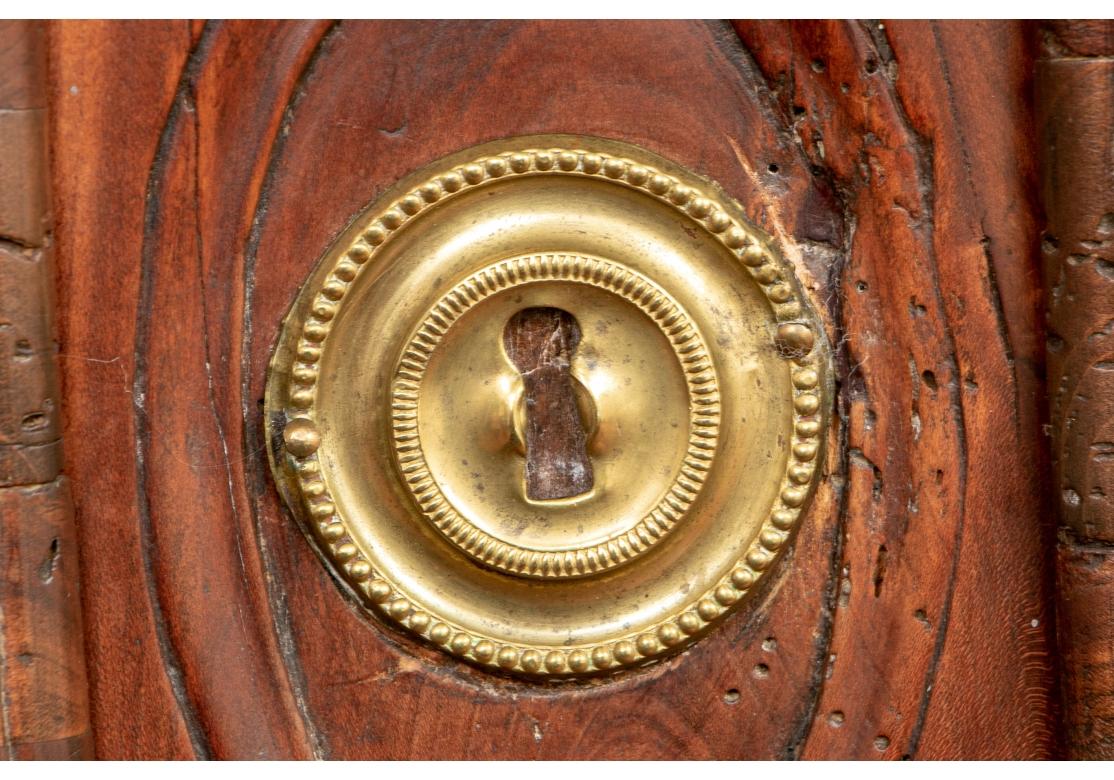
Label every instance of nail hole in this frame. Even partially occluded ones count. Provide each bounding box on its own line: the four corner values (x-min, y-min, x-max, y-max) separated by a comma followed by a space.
723, 688, 740, 704
792, 105, 806, 118
21, 412, 49, 432
828, 710, 845, 728
874, 735, 890, 751
14, 339, 33, 357
856, 280, 868, 293
865, 59, 879, 75
921, 370, 937, 391
761, 636, 778, 652
810, 59, 826, 73
767, 163, 780, 174
753, 663, 770, 678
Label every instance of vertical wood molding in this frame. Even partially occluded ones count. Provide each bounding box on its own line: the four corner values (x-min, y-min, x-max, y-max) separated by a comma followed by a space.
0, 19, 92, 759
1037, 18, 1114, 760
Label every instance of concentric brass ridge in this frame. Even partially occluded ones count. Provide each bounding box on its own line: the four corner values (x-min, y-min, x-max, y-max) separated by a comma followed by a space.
391, 254, 721, 579
264, 135, 832, 678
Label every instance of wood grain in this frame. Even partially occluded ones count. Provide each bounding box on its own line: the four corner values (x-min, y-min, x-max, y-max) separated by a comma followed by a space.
47, 20, 1056, 758
1038, 19, 1114, 758
0, 19, 90, 760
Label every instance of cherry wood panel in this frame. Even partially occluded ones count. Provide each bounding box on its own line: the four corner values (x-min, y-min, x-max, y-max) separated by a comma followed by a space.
48, 20, 1055, 758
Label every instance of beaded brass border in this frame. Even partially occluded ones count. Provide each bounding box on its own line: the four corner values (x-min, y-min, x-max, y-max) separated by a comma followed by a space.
272, 142, 828, 677
391, 254, 721, 579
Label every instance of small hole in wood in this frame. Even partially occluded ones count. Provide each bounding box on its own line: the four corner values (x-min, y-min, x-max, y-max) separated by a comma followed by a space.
767, 163, 780, 174
828, 710, 845, 728
723, 689, 741, 704
21, 412, 48, 432
753, 663, 770, 679
14, 339, 33, 358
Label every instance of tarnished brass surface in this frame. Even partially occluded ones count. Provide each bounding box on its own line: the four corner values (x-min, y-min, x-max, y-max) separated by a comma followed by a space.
265, 136, 831, 677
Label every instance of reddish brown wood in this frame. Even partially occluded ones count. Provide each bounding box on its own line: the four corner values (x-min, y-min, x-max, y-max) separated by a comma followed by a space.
1037, 19, 1114, 758
504, 307, 593, 500
0, 20, 91, 759
732, 20, 1054, 759
0, 480, 91, 759
46, 20, 1057, 759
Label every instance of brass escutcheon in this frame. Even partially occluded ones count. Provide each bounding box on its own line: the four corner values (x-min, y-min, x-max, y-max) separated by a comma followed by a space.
264, 135, 831, 678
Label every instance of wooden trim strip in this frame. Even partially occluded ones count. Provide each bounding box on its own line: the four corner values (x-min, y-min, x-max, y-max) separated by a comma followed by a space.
0, 20, 92, 760
1037, 19, 1114, 760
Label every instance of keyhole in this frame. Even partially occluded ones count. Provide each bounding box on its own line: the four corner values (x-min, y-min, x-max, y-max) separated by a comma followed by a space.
503, 307, 595, 500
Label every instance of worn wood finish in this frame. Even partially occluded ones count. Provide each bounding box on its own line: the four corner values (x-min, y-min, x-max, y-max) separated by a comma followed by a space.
48, 20, 1055, 758
1038, 19, 1114, 759
0, 19, 91, 760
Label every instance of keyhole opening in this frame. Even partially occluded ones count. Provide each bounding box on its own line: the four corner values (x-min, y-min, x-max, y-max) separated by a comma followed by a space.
503, 307, 595, 501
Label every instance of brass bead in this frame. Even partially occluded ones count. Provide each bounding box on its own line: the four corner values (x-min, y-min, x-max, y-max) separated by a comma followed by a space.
776, 323, 815, 357
283, 417, 320, 457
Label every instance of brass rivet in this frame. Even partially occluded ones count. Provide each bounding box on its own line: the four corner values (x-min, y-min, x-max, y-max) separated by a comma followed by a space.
364, 226, 387, 246
771, 510, 795, 530
614, 641, 638, 663
567, 650, 589, 672
795, 394, 820, 415
648, 174, 672, 194
581, 154, 602, 173
591, 646, 613, 669
485, 158, 508, 177
509, 154, 531, 173
557, 152, 578, 171
776, 323, 815, 358
797, 420, 821, 438
782, 487, 806, 507
347, 243, 372, 263
794, 441, 818, 460
636, 634, 658, 656
409, 611, 430, 632
399, 196, 422, 215
462, 164, 484, 183
714, 585, 739, 606
544, 651, 566, 672
658, 623, 682, 646
731, 568, 755, 589
283, 417, 320, 457
724, 226, 747, 248
473, 640, 495, 661
335, 542, 357, 561
333, 261, 358, 282
742, 244, 767, 267
603, 158, 626, 178
760, 530, 783, 550
678, 611, 701, 635
450, 633, 472, 654
498, 647, 519, 669
367, 580, 391, 603
697, 599, 720, 620
440, 172, 463, 192
688, 198, 711, 218
520, 649, 542, 672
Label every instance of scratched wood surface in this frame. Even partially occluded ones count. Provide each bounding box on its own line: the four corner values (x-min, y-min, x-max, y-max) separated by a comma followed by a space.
47, 20, 1056, 758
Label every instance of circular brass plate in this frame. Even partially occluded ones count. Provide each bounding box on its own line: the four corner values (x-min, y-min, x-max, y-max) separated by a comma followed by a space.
265, 135, 831, 678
